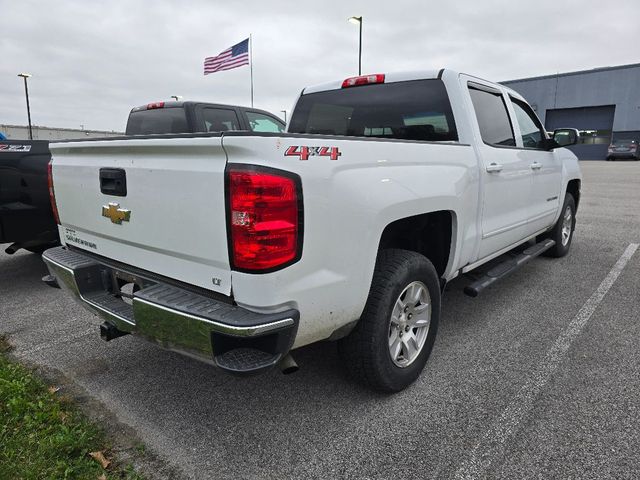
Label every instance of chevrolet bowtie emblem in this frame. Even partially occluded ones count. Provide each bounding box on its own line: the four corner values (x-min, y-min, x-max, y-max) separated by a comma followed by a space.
101, 202, 131, 224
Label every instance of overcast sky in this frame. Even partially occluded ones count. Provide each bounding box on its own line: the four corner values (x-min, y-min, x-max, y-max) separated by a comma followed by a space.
2, 0, 638, 132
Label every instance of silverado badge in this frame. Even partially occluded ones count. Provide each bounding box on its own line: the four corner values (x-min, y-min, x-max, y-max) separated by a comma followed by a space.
102, 202, 131, 224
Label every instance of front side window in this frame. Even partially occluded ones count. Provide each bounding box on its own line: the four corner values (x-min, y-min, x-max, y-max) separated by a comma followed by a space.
201, 108, 240, 132
510, 97, 545, 149
289, 79, 458, 142
468, 85, 515, 147
246, 112, 284, 132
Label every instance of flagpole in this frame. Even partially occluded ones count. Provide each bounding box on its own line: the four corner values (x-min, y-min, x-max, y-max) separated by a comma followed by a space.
249, 34, 254, 107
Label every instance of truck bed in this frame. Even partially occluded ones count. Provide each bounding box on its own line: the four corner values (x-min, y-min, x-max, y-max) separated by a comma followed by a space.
0, 140, 58, 250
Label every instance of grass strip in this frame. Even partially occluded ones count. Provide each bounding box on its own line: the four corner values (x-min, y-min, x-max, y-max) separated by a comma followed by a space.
0, 335, 143, 480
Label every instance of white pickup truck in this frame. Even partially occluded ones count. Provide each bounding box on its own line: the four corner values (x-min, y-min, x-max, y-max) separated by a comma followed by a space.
43, 69, 581, 392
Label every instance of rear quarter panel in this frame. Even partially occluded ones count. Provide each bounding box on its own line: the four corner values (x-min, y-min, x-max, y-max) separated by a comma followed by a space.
222, 133, 479, 347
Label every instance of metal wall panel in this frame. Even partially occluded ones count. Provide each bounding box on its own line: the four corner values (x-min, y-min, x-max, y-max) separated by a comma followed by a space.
503, 63, 640, 160
545, 106, 615, 160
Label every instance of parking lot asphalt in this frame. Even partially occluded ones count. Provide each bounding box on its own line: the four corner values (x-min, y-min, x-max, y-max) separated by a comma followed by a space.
1, 161, 639, 479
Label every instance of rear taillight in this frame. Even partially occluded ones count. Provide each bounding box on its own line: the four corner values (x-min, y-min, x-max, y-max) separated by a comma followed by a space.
342, 74, 385, 88
47, 161, 60, 224
146, 102, 165, 109
227, 166, 302, 272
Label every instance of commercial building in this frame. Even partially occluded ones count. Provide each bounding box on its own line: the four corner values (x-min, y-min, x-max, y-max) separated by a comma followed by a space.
503, 62, 640, 160
0, 124, 122, 141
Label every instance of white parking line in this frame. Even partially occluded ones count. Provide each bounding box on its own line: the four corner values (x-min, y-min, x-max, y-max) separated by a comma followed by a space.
455, 242, 639, 480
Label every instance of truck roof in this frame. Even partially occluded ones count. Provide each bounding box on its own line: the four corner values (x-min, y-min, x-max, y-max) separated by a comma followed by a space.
302, 69, 526, 102
129, 100, 253, 113
303, 69, 443, 95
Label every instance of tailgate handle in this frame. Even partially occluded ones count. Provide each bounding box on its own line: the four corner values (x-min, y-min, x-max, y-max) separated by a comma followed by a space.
100, 168, 127, 196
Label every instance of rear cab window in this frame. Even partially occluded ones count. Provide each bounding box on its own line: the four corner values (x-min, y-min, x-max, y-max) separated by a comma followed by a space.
288, 79, 458, 142
611, 139, 638, 146
125, 107, 189, 135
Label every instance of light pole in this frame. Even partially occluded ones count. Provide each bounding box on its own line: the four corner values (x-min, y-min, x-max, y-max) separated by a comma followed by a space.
280, 110, 287, 123
18, 73, 33, 140
170, 95, 182, 101
348, 16, 363, 75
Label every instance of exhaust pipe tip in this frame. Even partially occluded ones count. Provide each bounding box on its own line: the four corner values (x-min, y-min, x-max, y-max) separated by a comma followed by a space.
279, 353, 299, 375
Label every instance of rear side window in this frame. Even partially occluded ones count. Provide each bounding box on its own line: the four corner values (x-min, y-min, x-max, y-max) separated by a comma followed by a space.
289, 79, 458, 142
246, 112, 284, 132
126, 108, 189, 135
201, 108, 241, 132
468, 86, 515, 147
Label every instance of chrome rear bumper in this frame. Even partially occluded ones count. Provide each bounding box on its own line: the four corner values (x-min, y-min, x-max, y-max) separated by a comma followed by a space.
42, 246, 298, 374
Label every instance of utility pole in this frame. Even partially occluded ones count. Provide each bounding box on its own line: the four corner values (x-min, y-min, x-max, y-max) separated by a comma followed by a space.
348, 16, 363, 75
18, 73, 33, 140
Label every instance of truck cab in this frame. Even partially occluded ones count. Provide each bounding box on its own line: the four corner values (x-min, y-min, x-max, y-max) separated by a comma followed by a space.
125, 101, 285, 136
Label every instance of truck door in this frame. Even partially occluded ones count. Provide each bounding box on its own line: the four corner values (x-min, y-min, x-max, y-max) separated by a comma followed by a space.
465, 80, 534, 259
506, 96, 562, 233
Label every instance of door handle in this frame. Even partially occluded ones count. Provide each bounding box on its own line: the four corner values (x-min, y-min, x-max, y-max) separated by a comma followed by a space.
486, 163, 503, 173
530, 162, 542, 170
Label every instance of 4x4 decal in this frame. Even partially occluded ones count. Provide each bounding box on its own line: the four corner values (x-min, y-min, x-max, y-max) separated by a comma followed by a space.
0, 144, 31, 152
285, 145, 342, 161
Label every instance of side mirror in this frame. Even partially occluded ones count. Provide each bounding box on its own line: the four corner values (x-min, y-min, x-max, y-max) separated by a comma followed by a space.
551, 128, 580, 148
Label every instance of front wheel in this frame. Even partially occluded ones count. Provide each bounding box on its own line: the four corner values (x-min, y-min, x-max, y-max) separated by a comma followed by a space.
338, 249, 440, 392
543, 193, 576, 258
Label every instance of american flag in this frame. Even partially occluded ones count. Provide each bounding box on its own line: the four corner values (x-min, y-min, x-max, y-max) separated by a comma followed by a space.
204, 38, 249, 75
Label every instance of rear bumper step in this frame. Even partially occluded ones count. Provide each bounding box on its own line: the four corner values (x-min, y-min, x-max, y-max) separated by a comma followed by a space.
42, 246, 298, 375
463, 238, 556, 297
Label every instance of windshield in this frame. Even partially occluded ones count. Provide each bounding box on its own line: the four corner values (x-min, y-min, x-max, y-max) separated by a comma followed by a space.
126, 108, 189, 135
289, 79, 458, 142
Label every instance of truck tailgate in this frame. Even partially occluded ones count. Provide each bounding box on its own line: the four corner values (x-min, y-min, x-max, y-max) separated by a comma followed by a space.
49, 136, 231, 295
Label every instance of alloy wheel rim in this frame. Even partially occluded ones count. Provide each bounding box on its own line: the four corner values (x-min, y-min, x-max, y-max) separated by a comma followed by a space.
388, 281, 431, 368
561, 205, 573, 246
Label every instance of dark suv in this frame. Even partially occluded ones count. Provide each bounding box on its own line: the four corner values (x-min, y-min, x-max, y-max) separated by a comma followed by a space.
606, 139, 640, 161
125, 101, 285, 136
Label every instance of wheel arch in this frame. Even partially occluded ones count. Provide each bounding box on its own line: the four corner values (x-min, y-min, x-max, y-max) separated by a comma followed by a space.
378, 210, 456, 279
566, 178, 581, 213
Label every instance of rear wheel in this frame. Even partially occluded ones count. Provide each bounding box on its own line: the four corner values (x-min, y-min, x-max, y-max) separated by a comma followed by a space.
338, 249, 440, 392
543, 193, 576, 258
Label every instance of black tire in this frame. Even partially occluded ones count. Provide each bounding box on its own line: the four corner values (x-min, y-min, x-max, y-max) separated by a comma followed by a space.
338, 249, 440, 392
543, 193, 576, 258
